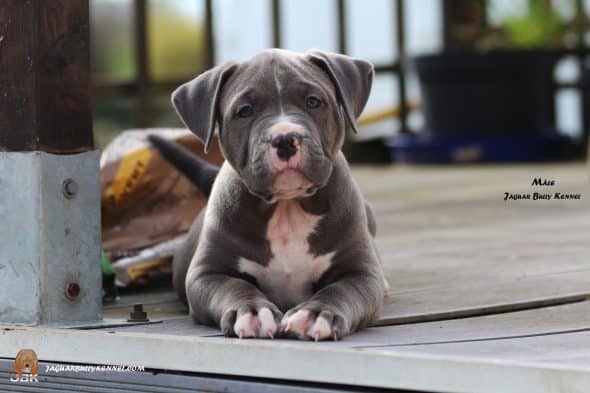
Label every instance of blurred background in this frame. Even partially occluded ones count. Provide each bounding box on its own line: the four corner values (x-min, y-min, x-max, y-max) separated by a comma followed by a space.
91, 0, 590, 163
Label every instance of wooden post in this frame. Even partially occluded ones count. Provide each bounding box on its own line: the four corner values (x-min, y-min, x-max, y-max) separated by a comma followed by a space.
336, 0, 347, 55
0, 0, 101, 325
395, 0, 408, 134
271, 0, 282, 48
0, 0, 93, 153
204, 0, 216, 68
133, 0, 150, 128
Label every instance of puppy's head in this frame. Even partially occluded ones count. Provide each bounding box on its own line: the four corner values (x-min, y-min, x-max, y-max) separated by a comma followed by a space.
172, 49, 373, 202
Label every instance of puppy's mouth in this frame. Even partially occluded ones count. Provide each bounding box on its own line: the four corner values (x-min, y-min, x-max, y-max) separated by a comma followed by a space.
265, 169, 316, 202
244, 164, 318, 203
273, 168, 308, 188
246, 169, 317, 203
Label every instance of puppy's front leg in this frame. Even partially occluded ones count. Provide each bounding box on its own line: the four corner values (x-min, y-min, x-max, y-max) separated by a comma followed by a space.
187, 274, 283, 339
281, 270, 384, 341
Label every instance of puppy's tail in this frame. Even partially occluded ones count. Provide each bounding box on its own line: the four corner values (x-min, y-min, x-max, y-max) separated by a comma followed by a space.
148, 134, 219, 198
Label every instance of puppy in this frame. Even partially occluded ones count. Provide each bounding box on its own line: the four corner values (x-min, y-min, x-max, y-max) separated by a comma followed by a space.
153, 49, 387, 341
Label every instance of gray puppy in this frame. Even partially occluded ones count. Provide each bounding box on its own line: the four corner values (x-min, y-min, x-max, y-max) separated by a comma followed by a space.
154, 49, 388, 341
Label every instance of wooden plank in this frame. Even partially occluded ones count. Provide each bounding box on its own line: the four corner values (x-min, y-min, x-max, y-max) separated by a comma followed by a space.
2, 324, 590, 393
0, 0, 93, 153
0, 2, 35, 151
107, 317, 221, 337
102, 288, 180, 310
378, 270, 590, 325
352, 164, 590, 323
100, 298, 590, 352
384, 330, 590, 365
0, 358, 374, 393
341, 301, 590, 349
98, 165, 590, 327
102, 301, 188, 323
98, 165, 590, 329
99, 270, 590, 331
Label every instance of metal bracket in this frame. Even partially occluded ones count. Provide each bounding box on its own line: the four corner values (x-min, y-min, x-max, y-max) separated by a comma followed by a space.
0, 151, 102, 325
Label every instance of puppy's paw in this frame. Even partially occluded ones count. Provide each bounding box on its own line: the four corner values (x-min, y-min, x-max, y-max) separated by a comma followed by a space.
280, 306, 348, 341
221, 304, 282, 339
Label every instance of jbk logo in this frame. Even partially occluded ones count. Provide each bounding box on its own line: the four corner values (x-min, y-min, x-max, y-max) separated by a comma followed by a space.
10, 349, 39, 383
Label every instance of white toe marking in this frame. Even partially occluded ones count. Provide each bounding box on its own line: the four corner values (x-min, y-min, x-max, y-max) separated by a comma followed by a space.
257, 308, 278, 338
234, 312, 259, 338
283, 309, 313, 336
307, 315, 332, 341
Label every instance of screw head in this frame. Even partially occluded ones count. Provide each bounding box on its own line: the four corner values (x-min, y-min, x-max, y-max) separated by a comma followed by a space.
62, 178, 78, 199
128, 303, 149, 322
66, 282, 80, 299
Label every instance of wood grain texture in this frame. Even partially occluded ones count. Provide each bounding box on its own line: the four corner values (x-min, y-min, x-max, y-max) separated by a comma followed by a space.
99, 165, 590, 344
104, 287, 590, 348
107, 316, 221, 337
378, 270, 590, 325
342, 301, 590, 349
356, 164, 590, 324
0, 0, 92, 152
379, 330, 590, 365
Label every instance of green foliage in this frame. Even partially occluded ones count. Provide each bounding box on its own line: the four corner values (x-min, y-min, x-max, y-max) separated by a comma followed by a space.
91, 1, 205, 80
501, 3, 568, 49
91, 1, 206, 147
90, 2, 135, 81
148, 4, 205, 79
449, 1, 576, 52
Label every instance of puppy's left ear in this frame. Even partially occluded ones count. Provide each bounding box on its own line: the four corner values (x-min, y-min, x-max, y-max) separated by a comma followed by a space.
306, 50, 373, 133
171, 61, 238, 153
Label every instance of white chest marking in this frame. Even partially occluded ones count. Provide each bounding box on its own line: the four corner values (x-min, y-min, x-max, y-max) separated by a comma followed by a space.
238, 200, 334, 309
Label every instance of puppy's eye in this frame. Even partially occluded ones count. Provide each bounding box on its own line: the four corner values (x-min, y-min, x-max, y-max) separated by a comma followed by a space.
306, 96, 321, 109
237, 104, 253, 118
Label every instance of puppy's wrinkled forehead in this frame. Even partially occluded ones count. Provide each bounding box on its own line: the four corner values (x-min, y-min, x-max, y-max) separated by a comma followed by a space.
221, 50, 332, 110
170, 48, 372, 154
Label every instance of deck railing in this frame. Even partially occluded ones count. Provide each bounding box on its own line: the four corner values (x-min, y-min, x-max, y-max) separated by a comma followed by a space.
93, 0, 590, 149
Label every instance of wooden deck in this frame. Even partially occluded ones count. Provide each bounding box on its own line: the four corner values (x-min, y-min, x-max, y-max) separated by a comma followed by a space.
2, 163, 590, 392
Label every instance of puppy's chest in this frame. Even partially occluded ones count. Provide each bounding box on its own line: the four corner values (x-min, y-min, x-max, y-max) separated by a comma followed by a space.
238, 201, 333, 309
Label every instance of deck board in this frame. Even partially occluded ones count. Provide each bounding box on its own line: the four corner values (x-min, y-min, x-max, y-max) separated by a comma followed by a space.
102, 164, 590, 328
2, 323, 590, 393
367, 164, 590, 323
378, 330, 590, 365
102, 300, 590, 355
343, 301, 590, 350
106, 316, 220, 336
103, 269, 590, 332
3, 164, 590, 392
379, 269, 590, 325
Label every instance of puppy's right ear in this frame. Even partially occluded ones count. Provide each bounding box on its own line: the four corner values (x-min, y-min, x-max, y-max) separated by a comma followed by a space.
171, 61, 238, 153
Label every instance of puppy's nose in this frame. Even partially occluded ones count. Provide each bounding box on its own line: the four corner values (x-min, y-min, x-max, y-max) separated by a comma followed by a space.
271, 132, 299, 161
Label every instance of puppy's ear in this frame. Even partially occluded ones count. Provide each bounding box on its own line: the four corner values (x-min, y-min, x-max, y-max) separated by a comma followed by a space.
171, 61, 238, 153
306, 50, 373, 133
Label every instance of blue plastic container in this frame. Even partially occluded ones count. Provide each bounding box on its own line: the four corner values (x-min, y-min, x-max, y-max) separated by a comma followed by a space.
386, 131, 575, 163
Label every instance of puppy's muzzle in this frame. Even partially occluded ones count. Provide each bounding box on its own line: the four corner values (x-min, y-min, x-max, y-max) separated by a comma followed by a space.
271, 132, 301, 161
